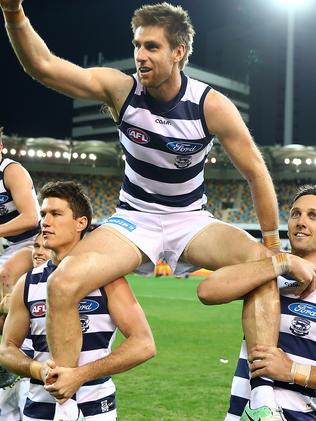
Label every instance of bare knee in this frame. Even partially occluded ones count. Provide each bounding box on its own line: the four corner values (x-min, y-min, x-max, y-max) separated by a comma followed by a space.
47, 270, 81, 309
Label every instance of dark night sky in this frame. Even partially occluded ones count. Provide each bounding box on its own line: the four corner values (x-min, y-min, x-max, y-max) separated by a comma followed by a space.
1, 0, 316, 145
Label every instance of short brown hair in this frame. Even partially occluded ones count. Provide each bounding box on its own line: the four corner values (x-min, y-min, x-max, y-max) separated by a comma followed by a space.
131, 2, 195, 69
40, 181, 93, 238
291, 184, 316, 206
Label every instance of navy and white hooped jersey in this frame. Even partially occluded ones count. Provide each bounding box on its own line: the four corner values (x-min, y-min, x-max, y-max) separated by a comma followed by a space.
117, 71, 214, 214
225, 275, 316, 420
23, 261, 117, 420
0, 158, 40, 243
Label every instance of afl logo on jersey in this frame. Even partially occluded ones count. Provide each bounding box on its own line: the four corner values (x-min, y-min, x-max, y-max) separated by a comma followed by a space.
127, 128, 150, 144
31, 301, 46, 317
0, 194, 9, 204
166, 142, 203, 155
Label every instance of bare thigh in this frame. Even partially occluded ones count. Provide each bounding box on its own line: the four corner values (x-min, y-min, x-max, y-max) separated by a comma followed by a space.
183, 221, 269, 270
51, 226, 147, 300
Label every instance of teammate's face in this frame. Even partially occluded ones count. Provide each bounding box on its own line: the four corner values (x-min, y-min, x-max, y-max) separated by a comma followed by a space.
40, 197, 86, 257
133, 25, 184, 91
288, 194, 316, 257
32, 233, 51, 267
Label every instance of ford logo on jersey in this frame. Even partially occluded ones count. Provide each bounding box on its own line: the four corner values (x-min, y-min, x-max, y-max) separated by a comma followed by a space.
166, 142, 203, 154
78, 299, 99, 313
0, 194, 9, 204
288, 303, 316, 319
31, 301, 46, 317
127, 127, 150, 144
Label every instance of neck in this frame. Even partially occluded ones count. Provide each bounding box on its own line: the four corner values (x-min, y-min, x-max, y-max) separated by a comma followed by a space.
293, 250, 316, 264
147, 69, 182, 102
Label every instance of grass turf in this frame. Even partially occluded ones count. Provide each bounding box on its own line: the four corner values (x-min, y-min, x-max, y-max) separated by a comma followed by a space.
113, 274, 243, 421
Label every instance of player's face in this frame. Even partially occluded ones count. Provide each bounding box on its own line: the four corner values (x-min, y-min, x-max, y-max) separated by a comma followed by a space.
288, 194, 316, 257
40, 197, 83, 255
32, 233, 51, 267
133, 25, 183, 90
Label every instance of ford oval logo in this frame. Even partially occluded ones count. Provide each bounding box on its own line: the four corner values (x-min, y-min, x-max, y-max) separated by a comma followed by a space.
0, 194, 9, 204
288, 303, 316, 319
166, 142, 203, 154
127, 128, 150, 144
78, 299, 99, 313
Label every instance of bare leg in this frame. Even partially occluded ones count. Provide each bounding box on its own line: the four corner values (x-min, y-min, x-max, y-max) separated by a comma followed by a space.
183, 221, 279, 353
46, 227, 143, 367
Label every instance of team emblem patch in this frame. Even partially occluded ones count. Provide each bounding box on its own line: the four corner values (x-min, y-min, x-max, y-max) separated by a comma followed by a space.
174, 155, 192, 168
80, 314, 90, 333
127, 127, 150, 144
31, 301, 46, 317
289, 316, 311, 336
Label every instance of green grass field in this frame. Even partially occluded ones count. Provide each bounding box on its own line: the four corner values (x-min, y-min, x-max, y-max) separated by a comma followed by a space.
113, 274, 244, 421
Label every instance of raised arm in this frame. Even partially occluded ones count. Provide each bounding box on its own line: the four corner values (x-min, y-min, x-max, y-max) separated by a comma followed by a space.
0, 275, 42, 379
0, 163, 39, 238
1, 2, 133, 112
204, 90, 279, 234
44, 277, 156, 401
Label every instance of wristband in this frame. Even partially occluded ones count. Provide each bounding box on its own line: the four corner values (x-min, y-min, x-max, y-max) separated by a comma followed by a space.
262, 229, 281, 250
271, 253, 291, 276
290, 362, 311, 387
30, 361, 42, 380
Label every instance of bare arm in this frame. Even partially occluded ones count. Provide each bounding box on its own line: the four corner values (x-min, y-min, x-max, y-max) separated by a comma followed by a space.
197, 254, 316, 304
204, 90, 278, 232
0, 275, 42, 379
0, 163, 39, 238
44, 277, 156, 400
1, 4, 133, 112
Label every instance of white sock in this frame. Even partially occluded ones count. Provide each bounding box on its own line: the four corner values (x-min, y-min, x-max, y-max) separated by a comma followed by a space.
250, 384, 276, 409
54, 399, 79, 421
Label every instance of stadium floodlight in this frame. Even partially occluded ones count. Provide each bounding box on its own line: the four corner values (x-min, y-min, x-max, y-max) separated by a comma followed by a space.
80, 153, 87, 159
10, 148, 16, 155
20, 149, 27, 156
55, 151, 61, 158
72, 152, 79, 159
284, 158, 290, 164
46, 150, 53, 158
36, 150, 44, 158
89, 153, 97, 161
63, 152, 69, 159
210, 157, 216, 164
306, 158, 312, 165
2, 148, 7, 155
28, 149, 35, 157
275, 0, 308, 145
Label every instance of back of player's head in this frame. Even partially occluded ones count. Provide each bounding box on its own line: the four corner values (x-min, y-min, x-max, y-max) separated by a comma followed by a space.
131, 2, 195, 69
291, 184, 316, 207
40, 181, 93, 237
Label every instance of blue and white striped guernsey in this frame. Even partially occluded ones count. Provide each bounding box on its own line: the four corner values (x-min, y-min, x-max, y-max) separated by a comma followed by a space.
23, 261, 117, 420
0, 158, 40, 243
117, 71, 213, 214
225, 275, 316, 420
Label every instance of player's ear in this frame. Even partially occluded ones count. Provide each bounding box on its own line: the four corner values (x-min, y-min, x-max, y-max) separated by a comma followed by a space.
77, 216, 88, 234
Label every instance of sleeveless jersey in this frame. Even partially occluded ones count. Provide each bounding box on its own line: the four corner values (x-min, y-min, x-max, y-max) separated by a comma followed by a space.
225, 275, 316, 420
0, 158, 40, 243
23, 261, 117, 420
117, 71, 213, 214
